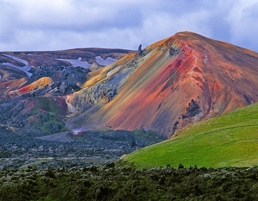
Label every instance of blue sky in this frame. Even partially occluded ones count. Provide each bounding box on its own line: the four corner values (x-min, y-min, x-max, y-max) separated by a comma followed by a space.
0, 0, 258, 52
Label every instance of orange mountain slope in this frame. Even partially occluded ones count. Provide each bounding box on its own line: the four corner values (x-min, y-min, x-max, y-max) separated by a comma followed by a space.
8, 77, 53, 97
68, 31, 258, 137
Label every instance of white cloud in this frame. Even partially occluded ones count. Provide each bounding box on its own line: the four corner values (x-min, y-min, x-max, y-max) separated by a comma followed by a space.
0, 0, 258, 51
226, 0, 258, 50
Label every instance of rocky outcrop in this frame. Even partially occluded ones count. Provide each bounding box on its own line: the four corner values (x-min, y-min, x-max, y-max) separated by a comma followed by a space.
137, 44, 142, 56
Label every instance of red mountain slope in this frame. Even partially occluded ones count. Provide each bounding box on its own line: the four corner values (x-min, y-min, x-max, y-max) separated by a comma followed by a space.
77, 31, 258, 137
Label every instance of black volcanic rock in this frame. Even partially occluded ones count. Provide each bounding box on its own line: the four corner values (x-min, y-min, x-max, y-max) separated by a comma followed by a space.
0, 128, 163, 170
137, 44, 142, 56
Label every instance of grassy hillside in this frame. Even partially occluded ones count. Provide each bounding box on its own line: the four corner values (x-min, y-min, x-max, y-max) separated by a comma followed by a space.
123, 103, 258, 168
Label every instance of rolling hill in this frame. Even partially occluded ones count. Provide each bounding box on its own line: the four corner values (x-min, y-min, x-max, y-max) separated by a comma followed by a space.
122, 102, 258, 168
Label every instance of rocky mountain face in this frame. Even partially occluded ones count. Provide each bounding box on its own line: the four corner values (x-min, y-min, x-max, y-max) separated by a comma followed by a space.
1, 32, 258, 139
68, 32, 258, 137
0, 48, 133, 136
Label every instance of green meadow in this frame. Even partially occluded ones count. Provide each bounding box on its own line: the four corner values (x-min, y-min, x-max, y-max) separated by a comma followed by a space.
123, 103, 258, 168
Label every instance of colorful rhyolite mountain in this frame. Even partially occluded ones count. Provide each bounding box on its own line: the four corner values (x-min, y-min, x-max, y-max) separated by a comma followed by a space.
1, 31, 258, 138
68, 31, 258, 137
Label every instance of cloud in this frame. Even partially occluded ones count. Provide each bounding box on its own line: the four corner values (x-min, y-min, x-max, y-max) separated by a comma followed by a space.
11, 0, 142, 31
0, 0, 258, 52
226, 0, 258, 51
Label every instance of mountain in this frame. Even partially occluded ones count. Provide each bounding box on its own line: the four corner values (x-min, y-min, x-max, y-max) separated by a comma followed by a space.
1, 31, 258, 139
0, 48, 133, 136
0, 48, 132, 95
0, 48, 132, 99
122, 102, 258, 168
68, 31, 258, 137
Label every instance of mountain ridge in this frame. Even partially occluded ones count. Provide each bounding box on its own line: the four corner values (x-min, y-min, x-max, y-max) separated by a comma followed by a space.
1, 31, 258, 138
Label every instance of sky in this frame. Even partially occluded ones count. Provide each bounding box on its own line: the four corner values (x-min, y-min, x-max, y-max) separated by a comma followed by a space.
0, 0, 258, 52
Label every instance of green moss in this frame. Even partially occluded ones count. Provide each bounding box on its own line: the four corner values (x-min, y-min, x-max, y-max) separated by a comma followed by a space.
124, 102, 258, 168
34, 97, 65, 116
26, 110, 67, 135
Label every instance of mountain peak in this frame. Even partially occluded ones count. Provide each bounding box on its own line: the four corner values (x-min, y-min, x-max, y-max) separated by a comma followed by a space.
80, 31, 258, 137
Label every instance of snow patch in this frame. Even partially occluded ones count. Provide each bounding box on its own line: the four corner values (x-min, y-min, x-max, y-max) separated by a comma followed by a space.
58, 58, 90, 68
2, 54, 29, 65
58, 56, 116, 68
95, 56, 116, 66
2, 62, 32, 77
1, 54, 32, 77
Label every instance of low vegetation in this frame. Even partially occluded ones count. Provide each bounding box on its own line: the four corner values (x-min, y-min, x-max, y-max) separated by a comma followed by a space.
1, 164, 258, 201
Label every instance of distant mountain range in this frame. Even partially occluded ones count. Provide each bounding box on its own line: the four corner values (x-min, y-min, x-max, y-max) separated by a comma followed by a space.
1, 31, 258, 139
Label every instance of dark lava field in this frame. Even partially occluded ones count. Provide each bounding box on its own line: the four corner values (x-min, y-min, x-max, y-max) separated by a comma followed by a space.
0, 125, 163, 170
